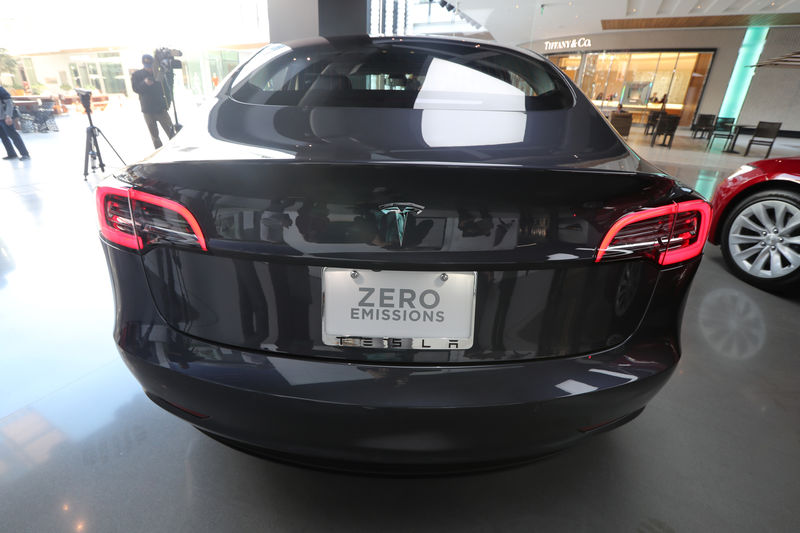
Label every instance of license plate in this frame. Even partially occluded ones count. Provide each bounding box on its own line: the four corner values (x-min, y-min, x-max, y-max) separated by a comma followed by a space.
322, 268, 476, 350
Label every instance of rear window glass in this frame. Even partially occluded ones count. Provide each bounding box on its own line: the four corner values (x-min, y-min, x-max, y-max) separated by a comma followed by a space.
229, 40, 572, 111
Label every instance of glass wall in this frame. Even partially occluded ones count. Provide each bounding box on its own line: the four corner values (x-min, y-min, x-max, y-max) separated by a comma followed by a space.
549, 50, 714, 126
68, 52, 128, 95
623, 53, 659, 106
549, 54, 581, 82
651, 53, 678, 105
604, 52, 630, 103
181, 49, 253, 97
20, 58, 39, 85
681, 53, 712, 127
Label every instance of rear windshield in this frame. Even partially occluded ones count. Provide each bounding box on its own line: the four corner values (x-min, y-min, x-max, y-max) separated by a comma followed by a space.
229, 40, 573, 111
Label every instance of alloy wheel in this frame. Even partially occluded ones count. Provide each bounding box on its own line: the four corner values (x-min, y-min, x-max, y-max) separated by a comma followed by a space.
728, 199, 800, 279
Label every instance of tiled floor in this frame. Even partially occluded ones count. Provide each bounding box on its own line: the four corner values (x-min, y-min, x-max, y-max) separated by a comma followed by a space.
1, 110, 798, 532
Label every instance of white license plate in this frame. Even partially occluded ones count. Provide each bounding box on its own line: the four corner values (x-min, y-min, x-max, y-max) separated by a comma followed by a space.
322, 268, 476, 350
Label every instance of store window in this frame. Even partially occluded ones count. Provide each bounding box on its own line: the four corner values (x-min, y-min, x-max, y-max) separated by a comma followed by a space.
21, 58, 39, 89
623, 53, 660, 106
100, 63, 126, 95
69, 63, 85, 89
551, 50, 713, 126
603, 53, 630, 102
680, 53, 712, 127
68, 53, 128, 95
97, 52, 127, 96
87, 63, 102, 92
182, 58, 205, 96
208, 50, 242, 83
549, 54, 581, 82
652, 52, 678, 105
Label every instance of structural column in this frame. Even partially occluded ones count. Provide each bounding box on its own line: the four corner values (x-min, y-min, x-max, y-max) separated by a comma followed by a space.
266, 0, 368, 42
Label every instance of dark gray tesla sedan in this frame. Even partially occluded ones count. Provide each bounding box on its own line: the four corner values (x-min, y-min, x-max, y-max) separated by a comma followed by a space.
96, 35, 711, 471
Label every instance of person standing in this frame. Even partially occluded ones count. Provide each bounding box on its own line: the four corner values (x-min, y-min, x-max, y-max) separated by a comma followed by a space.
131, 54, 175, 149
0, 86, 30, 160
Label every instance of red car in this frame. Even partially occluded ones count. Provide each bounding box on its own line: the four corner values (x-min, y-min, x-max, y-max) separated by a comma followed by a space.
709, 157, 800, 292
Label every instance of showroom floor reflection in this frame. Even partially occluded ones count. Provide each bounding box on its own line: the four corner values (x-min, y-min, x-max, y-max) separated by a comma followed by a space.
1, 114, 798, 532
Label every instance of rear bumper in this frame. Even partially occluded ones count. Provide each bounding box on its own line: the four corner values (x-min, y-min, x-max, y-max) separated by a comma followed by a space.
122, 341, 673, 467
104, 242, 698, 467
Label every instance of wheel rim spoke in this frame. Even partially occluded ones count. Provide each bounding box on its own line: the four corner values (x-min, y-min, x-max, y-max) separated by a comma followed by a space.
734, 245, 761, 260
729, 233, 762, 245
779, 216, 800, 236
749, 203, 773, 231
769, 248, 784, 276
749, 247, 770, 273
777, 244, 800, 267
738, 216, 766, 234
773, 202, 787, 230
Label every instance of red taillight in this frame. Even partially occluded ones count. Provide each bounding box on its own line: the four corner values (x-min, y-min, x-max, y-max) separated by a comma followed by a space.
96, 187, 142, 250
129, 190, 208, 251
95, 186, 207, 251
596, 200, 711, 265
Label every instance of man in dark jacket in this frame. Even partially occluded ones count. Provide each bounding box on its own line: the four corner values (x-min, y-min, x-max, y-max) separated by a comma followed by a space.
131, 54, 175, 149
0, 86, 30, 160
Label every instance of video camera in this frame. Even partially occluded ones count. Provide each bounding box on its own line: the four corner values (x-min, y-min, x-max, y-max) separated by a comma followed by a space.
152, 47, 184, 132
75, 88, 93, 114
153, 47, 183, 82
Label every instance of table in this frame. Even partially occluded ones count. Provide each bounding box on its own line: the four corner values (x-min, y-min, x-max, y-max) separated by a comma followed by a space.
723, 124, 754, 153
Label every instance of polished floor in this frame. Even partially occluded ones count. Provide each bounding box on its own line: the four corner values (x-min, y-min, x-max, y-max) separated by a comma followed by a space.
1, 108, 799, 532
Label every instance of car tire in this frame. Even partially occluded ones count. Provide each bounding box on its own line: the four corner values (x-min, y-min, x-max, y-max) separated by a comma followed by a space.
720, 188, 800, 292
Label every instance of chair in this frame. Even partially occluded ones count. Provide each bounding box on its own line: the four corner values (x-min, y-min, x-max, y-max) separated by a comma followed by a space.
649, 115, 680, 148
610, 111, 633, 137
691, 114, 716, 139
309, 74, 352, 90
643, 111, 663, 135
705, 117, 735, 151
745, 121, 782, 158
32, 100, 58, 132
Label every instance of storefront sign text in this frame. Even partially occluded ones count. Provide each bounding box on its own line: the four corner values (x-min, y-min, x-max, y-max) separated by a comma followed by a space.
544, 37, 592, 51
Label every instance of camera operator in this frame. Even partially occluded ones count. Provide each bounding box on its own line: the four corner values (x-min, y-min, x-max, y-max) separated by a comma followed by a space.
131, 54, 175, 149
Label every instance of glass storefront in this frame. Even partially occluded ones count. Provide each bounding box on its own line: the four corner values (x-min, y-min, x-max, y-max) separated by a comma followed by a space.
549, 50, 713, 126
182, 49, 254, 97
68, 52, 128, 95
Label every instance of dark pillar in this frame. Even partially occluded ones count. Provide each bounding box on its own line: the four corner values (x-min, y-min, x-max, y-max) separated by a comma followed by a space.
318, 0, 368, 37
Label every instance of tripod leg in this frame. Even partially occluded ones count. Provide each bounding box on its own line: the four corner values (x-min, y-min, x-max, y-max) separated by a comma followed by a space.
94, 128, 126, 166
84, 128, 92, 177
92, 128, 106, 173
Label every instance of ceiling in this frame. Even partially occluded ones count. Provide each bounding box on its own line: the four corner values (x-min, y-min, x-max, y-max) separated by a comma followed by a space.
452, 0, 800, 45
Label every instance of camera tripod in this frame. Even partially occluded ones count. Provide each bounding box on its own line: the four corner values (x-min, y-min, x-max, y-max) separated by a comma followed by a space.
159, 75, 182, 134
83, 104, 125, 178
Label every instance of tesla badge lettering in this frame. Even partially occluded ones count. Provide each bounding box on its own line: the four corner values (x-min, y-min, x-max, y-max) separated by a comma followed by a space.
350, 287, 445, 323
379, 202, 424, 246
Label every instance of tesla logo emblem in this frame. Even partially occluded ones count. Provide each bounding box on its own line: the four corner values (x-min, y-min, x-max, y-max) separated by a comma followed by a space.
379, 202, 424, 246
